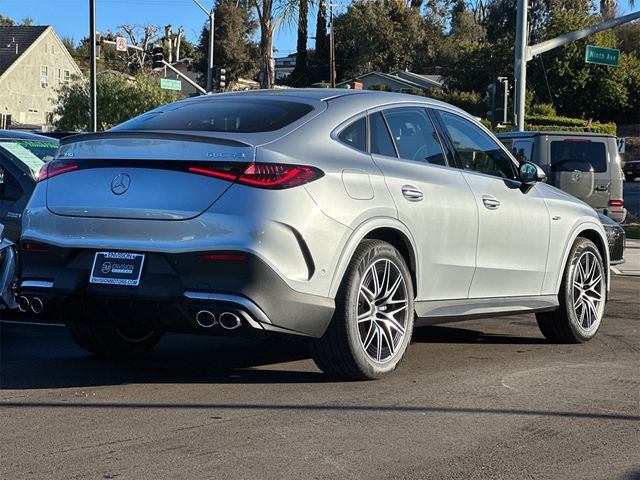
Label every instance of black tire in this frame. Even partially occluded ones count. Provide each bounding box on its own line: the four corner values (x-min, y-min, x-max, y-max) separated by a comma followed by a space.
310, 240, 415, 380
536, 237, 606, 343
66, 302, 163, 356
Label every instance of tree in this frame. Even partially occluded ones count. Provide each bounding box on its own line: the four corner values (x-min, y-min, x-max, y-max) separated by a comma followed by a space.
333, 0, 426, 80
289, 0, 309, 86
0, 15, 15, 25
54, 73, 182, 131
251, 0, 298, 88
119, 24, 158, 73
195, 0, 259, 89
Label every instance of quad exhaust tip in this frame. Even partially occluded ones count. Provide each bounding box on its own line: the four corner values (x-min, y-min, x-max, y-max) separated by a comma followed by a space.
196, 310, 217, 328
18, 296, 30, 313
219, 312, 242, 330
31, 297, 44, 314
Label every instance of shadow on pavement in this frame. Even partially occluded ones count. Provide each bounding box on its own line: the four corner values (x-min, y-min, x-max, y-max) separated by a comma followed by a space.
2, 319, 550, 390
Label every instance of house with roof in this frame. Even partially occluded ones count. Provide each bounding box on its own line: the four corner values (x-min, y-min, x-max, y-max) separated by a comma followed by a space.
336, 70, 444, 93
0, 25, 82, 130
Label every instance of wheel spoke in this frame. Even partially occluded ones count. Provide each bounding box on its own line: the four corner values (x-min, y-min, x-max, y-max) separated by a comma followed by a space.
362, 321, 377, 350
379, 313, 406, 336
375, 325, 383, 362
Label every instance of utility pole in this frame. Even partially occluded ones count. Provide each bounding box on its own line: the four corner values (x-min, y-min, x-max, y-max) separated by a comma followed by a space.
329, 1, 335, 87
513, 4, 640, 131
89, 0, 97, 132
192, 0, 215, 92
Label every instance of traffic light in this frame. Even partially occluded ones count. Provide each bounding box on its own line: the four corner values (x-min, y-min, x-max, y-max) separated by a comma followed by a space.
152, 45, 165, 71
216, 67, 227, 90
487, 77, 509, 127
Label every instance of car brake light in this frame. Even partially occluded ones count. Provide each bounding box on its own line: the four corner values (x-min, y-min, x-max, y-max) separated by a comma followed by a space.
21, 242, 49, 251
197, 253, 248, 261
39, 160, 78, 181
608, 199, 624, 207
188, 162, 323, 189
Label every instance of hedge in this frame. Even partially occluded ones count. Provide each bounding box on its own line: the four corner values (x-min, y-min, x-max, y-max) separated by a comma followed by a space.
524, 123, 617, 135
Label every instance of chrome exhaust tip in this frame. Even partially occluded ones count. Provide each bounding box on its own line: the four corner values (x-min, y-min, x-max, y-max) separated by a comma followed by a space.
30, 297, 44, 314
195, 310, 217, 328
219, 312, 242, 330
18, 296, 30, 313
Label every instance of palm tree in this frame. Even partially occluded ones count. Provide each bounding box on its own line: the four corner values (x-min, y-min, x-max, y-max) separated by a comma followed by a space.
251, 0, 298, 88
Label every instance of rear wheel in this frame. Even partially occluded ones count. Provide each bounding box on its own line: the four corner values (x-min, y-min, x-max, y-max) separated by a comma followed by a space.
310, 240, 414, 380
66, 302, 163, 356
536, 238, 606, 343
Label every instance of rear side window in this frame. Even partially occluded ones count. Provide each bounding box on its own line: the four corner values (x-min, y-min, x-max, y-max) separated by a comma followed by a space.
383, 108, 446, 165
550, 140, 606, 173
338, 117, 366, 152
369, 112, 396, 157
113, 99, 314, 133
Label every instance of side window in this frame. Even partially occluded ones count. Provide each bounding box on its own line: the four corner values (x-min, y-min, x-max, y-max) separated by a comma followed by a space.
437, 111, 516, 180
337, 117, 367, 152
382, 108, 446, 165
0, 166, 23, 201
512, 140, 533, 164
369, 111, 396, 157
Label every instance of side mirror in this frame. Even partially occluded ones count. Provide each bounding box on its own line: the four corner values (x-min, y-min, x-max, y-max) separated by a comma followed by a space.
519, 161, 546, 185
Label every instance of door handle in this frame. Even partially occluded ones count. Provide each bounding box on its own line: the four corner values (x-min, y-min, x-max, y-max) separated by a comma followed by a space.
482, 195, 500, 210
402, 186, 424, 202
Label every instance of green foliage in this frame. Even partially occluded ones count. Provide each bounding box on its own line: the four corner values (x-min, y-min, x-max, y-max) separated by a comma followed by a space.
368, 84, 392, 91
334, 0, 426, 80
430, 89, 485, 117
54, 73, 182, 131
0, 15, 15, 26
530, 103, 557, 116
196, 0, 259, 89
524, 116, 617, 135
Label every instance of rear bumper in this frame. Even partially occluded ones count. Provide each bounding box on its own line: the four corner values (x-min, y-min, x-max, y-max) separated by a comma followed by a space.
19, 247, 334, 338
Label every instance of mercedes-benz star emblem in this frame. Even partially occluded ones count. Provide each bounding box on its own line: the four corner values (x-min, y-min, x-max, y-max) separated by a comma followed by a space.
111, 173, 131, 195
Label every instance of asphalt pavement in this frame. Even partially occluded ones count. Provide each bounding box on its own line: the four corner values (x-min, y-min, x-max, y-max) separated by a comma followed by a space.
1, 272, 638, 480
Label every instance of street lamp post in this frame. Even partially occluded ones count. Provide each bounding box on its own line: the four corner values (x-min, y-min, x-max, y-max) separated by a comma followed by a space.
89, 0, 97, 131
192, 0, 215, 92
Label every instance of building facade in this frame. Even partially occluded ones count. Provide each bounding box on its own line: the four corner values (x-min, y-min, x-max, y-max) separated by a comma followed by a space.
0, 26, 83, 130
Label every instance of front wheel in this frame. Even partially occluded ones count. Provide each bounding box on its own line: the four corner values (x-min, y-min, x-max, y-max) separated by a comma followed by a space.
536, 238, 606, 343
310, 240, 415, 380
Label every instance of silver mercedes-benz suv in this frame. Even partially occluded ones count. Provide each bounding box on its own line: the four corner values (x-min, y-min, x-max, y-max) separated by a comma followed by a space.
19, 90, 610, 379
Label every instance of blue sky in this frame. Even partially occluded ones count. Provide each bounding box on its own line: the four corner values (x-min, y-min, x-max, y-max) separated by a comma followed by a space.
1, 0, 638, 58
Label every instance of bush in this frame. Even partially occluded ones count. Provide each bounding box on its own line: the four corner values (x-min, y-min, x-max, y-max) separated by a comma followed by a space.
524, 123, 617, 135
530, 103, 556, 116
429, 89, 484, 117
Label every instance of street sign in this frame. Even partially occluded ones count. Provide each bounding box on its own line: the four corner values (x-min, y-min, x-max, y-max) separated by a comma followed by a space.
617, 137, 626, 154
585, 45, 620, 67
115, 36, 127, 52
160, 78, 182, 91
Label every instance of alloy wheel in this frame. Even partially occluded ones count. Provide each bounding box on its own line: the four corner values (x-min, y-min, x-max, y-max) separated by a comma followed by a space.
357, 259, 409, 364
572, 250, 605, 333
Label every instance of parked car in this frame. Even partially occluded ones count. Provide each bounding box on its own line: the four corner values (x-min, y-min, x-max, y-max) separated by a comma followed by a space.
497, 131, 626, 223
623, 159, 640, 182
0, 223, 18, 311
20, 90, 611, 379
598, 213, 625, 265
0, 131, 59, 243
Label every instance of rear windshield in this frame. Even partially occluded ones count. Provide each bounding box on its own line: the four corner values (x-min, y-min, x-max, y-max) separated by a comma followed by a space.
550, 140, 607, 173
0, 139, 58, 176
113, 98, 314, 133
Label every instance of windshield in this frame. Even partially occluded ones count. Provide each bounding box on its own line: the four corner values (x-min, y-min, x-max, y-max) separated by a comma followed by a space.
113, 98, 314, 133
0, 139, 58, 177
550, 140, 606, 173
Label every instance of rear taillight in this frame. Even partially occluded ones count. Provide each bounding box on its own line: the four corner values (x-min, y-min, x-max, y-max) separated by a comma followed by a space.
189, 162, 323, 189
39, 160, 78, 181
21, 242, 49, 252
608, 199, 624, 207
197, 253, 248, 261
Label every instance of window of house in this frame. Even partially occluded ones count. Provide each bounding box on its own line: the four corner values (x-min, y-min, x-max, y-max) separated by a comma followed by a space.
55, 68, 62, 86
63, 69, 71, 84
40, 66, 48, 87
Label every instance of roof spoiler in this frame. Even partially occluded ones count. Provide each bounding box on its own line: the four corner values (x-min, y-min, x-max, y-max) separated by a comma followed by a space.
59, 130, 251, 148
